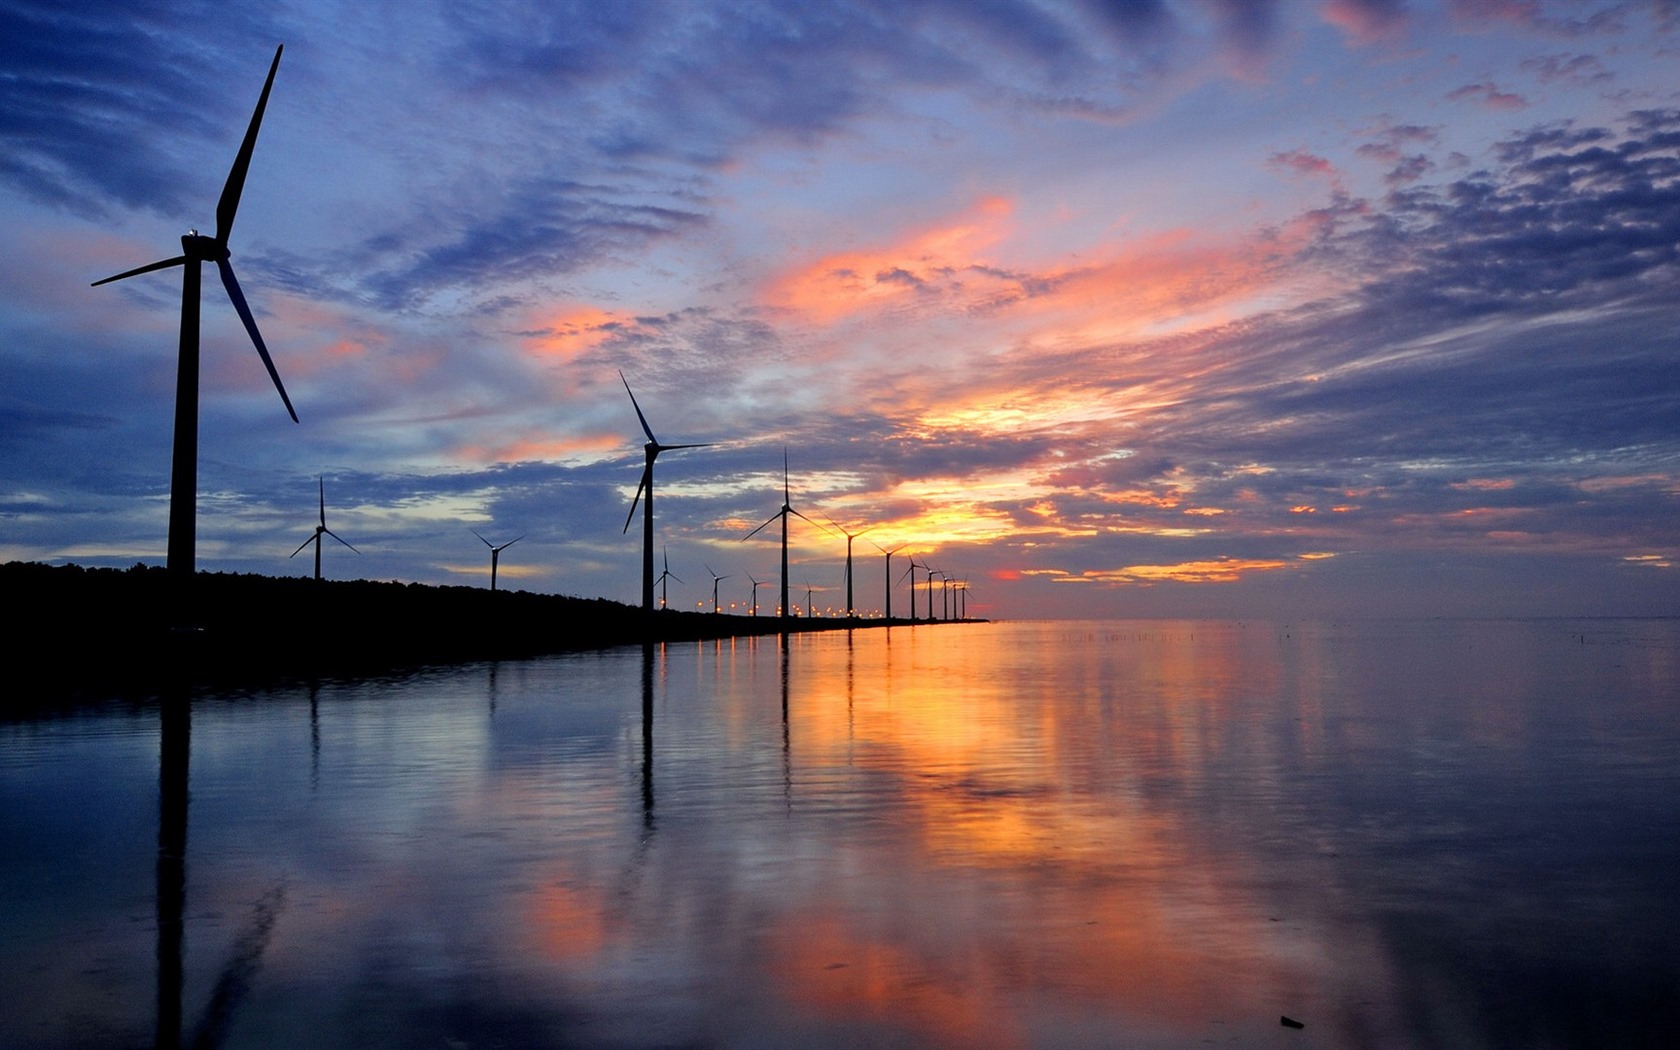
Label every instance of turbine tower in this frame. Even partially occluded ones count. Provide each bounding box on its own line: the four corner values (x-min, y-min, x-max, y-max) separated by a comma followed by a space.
92, 45, 297, 613
289, 476, 358, 581
473, 531, 522, 591
655, 547, 681, 610
827, 518, 875, 618
621, 372, 712, 613
705, 564, 732, 615
743, 450, 827, 621
873, 540, 907, 621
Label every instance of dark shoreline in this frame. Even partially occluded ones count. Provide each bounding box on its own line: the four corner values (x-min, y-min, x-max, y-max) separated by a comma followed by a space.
5, 561, 977, 704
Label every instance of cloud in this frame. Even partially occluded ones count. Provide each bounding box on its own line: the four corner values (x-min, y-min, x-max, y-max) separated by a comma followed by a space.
0, 1, 284, 216
1445, 81, 1529, 110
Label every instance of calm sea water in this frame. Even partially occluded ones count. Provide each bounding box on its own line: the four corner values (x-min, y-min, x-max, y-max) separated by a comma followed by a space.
4, 619, 1677, 1049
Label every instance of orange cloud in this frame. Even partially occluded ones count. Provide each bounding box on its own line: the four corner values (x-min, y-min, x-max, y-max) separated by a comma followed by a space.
1065, 557, 1296, 585
520, 306, 625, 360
455, 430, 624, 466
766, 196, 1014, 324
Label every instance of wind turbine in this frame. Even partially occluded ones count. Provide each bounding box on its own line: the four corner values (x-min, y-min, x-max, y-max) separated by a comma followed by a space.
92, 45, 296, 612
872, 540, 907, 621
826, 517, 876, 618
900, 557, 927, 621
803, 579, 816, 619
621, 372, 712, 613
743, 450, 828, 622
747, 573, 765, 617
473, 531, 522, 591
289, 477, 358, 581
655, 547, 682, 610
921, 564, 940, 622
706, 564, 732, 615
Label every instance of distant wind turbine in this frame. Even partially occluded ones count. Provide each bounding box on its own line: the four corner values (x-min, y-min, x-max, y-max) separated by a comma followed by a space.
621, 372, 712, 613
92, 45, 296, 611
872, 540, 907, 621
655, 547, 682, 610
827, 517, 876, 618
743, 450, 828, 621
706, 564, 732, 615
473, 531, 522, 591
922, 564, 941, 623
289, 477, 358, 581
747, 573, 764, 617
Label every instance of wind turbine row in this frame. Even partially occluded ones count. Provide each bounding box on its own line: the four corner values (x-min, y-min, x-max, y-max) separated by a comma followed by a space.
91, 47, 968, 620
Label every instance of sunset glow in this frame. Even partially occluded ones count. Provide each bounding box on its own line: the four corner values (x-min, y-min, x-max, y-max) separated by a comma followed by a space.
0, 0, 1674, 617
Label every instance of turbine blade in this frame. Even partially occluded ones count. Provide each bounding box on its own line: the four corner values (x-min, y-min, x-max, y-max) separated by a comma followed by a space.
623, 467, 649, 533
742, 510, 782, 541
668, 572, 684, 585
215, 44, 283, 245
290, 536, 313, 558
91, 255, 188, 287
619, 370, 658, 444
317, 477, 325, 527
324, 528, 358, 553
790, 508, 831, 533
501, 536, 524, 551
218, 259, 298, 422
654, 442, 715, 453
471, 529, 494, 549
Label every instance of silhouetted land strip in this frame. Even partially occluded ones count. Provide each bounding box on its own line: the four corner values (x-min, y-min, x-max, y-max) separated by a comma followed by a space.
5, 562, 977, 701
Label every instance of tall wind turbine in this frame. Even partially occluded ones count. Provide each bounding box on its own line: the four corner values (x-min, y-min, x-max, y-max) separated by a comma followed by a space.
705, 564, 732, 615
872, 540, 907, 621
743, 450, 827, 621
827, 518, 875, 618
289, 477, 358, 581
473, 531, 522, 591
655, 547, 682, 610
92, 45, 296, 611
621, 372, 712, 613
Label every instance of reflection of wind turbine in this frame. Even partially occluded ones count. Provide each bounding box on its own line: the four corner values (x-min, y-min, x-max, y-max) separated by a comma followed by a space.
473, 531, 522, 591
92, 46, 296, 614
743, 450, 828, 621
706, 564, 732, 615
289, 477, 358, 581
655, 547, 681, 610
621, 372, 712, 613
827, 517, 876, 618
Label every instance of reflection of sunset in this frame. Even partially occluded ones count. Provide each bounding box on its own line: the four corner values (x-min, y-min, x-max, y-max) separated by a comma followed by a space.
521, 876, 612, 962
753, 625, 1328, 1040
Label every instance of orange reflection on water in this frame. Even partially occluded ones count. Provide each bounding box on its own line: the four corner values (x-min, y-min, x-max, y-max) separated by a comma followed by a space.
760, 625, 1319, 1044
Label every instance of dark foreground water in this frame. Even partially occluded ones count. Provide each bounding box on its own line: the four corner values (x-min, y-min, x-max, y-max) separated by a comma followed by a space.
4, 619, 1677, 1049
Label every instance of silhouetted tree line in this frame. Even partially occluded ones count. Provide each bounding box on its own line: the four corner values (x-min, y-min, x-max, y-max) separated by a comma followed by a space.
3, 561, 917, 704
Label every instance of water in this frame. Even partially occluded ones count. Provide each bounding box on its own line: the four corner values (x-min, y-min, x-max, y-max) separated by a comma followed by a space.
4, 619, 1677, 1049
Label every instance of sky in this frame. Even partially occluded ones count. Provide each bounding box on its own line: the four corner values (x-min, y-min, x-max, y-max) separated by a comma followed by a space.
2, 0, 1677, 620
